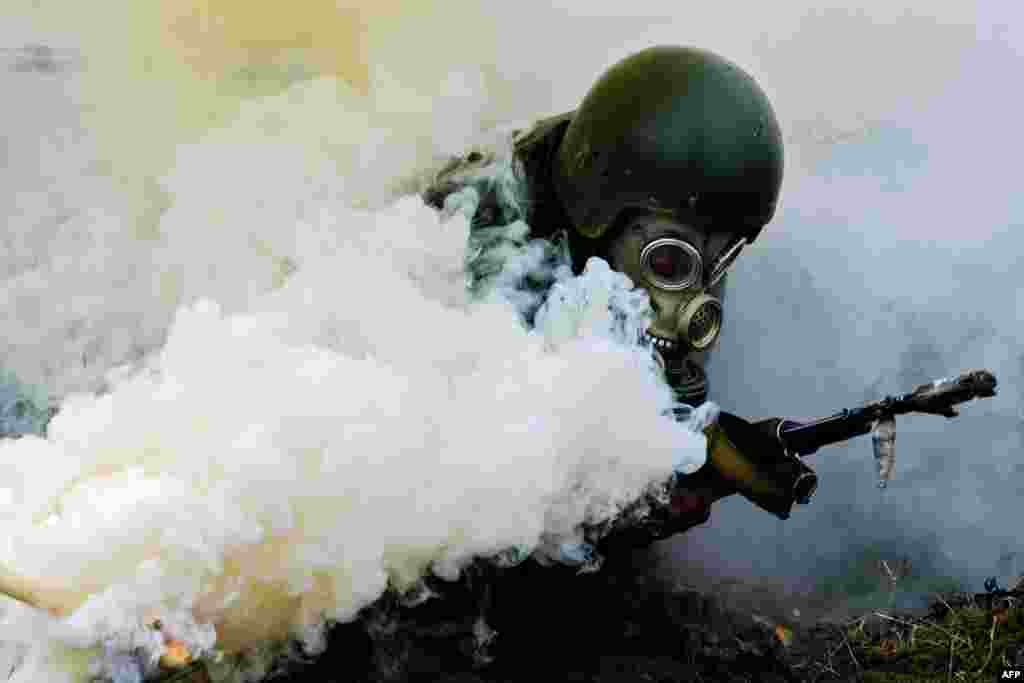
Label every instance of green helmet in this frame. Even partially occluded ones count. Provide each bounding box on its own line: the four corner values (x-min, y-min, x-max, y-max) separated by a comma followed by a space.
553, 46, 784, 243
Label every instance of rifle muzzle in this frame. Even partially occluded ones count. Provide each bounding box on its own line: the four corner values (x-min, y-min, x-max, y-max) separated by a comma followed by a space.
793, 469, 818, 505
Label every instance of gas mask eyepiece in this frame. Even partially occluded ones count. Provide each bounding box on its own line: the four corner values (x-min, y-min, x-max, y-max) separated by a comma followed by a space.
640, 238, 702, 290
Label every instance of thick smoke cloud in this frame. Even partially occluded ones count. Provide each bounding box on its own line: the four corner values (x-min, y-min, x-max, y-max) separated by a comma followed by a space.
1, 4, 709, 679
1, 0, 1021, 678
0, 129, 706, 680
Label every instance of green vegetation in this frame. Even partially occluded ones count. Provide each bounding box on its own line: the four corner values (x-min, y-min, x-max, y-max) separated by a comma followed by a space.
848, 597, 1024, 682
797, 544, 1022, 680
815, 543, 964, 610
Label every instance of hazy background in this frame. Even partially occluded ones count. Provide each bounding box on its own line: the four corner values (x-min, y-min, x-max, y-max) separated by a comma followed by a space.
0, 0, 1021, 663
665, 3, 1024, 601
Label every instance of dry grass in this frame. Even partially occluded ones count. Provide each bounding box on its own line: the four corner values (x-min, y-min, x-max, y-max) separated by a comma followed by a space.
791, 590, 1023, 682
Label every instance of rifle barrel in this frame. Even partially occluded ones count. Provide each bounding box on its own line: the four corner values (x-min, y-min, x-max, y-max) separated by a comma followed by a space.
774, 370, 997, 456
777, 411, 874, 456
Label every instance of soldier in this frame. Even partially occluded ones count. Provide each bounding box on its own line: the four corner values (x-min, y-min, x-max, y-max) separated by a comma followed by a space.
424, 45, 813, 551
348, 44, 822, 681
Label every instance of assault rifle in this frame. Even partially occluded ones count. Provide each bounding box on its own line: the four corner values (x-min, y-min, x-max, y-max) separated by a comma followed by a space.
694, 370, 999, 523
768, 369, 997, 488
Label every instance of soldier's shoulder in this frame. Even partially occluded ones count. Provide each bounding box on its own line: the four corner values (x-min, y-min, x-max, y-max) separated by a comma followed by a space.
512, 110, 574, 160
422, 148, 504, 210
422, 114, 573, 212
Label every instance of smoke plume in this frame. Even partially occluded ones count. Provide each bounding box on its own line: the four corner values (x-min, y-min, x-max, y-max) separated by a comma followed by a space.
1, 0, 1021, 678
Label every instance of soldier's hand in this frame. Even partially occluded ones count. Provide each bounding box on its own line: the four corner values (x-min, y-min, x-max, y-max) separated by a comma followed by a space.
700, 411, 819, 519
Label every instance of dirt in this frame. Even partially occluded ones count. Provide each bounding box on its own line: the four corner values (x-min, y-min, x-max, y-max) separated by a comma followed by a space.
262, 551, 824, 682
246, 550, 1023, 683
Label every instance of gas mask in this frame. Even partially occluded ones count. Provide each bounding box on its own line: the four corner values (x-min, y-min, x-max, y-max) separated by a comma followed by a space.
605, 213, 747, 406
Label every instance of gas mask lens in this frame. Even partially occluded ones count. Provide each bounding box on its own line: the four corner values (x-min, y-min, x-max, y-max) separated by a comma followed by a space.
639, 238, 702, 290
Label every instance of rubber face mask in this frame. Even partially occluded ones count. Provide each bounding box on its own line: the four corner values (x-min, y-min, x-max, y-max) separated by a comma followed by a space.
604, 213, 746, 355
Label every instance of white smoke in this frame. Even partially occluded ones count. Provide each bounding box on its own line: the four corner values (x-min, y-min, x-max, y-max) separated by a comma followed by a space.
3, 0, 1023, 678
0, 60, 706, 679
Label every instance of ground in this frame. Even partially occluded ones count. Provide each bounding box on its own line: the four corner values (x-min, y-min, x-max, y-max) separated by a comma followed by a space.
252, 547, 1023, 683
